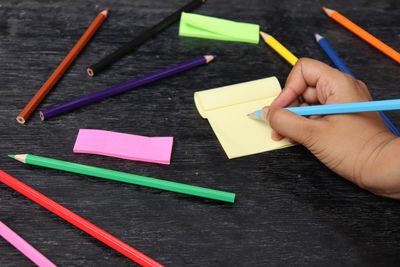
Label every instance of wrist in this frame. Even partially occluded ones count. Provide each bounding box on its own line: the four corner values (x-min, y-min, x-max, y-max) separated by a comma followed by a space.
358, 135, 400, 199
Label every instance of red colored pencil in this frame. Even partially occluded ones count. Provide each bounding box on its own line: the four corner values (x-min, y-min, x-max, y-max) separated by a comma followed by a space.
0, 170, 163, 267
16, 9, 109, 124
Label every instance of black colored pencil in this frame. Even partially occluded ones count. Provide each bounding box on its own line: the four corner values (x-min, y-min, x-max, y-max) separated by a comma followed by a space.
87, 0, 205, 76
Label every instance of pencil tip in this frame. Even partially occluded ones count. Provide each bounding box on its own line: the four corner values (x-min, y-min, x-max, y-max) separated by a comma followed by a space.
101, 8, 109, 16
205, 55, 216, 63
248, 109, 267, 121
314, 32, 323, 42
12, 154, 27, 163
260, 31, 269, 40
322, 7, 333, 16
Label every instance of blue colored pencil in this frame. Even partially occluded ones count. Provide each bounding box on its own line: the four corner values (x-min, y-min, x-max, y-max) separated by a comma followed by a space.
249, 99, 400, 118
315, 33, 400, 136
314, 33, 354, 77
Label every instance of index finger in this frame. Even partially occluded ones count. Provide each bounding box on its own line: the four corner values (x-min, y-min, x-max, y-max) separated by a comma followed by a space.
271, 58, 340, 107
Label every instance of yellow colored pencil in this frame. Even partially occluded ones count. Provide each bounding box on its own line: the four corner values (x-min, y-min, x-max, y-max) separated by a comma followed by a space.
260, 31, 298, 66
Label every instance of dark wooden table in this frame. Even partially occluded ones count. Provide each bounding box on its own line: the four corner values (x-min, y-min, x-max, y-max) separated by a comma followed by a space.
1, 0, 400, 266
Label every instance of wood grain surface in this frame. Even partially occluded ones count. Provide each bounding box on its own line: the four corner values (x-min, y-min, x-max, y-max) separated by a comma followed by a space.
1, 0, 400, 266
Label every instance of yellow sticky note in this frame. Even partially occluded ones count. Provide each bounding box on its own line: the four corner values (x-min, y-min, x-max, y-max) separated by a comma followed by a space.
194, 77, 293, 159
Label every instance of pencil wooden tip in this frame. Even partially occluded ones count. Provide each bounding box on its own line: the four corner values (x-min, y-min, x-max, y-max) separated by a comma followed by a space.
322, 7, 334, 16
248, 111, 258, 119
101, 8, 109, 16
314, 32, 323, 42
205, 55, 216, 63
248, 109, 268, 121
248, 110, 263, 121
40, 112, 45, 121
13, 154, 27, 163
87, 68, 94, 77
260, 31, 270, 40
16, 116, 25, 124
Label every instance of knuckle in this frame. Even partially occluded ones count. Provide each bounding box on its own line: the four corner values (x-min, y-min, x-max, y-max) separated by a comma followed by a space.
356, 79, 367, 89
296, 57, 309, 68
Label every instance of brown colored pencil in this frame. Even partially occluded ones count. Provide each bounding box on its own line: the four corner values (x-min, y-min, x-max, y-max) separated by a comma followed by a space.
16, 8, 109, 124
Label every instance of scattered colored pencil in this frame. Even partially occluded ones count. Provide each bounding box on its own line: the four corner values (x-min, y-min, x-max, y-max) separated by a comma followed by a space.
9, 154, 235, 203
248, 99, 400, 119
314, 33, 354, 76
322, 7, 400, 64
87, 0, 205, 76
0, 221, 57, 267
260, 31, 298, 66
315, 33, 400, 136
16, 9, 109, 124
41, 55, 216, 120
0, 170, 163, 267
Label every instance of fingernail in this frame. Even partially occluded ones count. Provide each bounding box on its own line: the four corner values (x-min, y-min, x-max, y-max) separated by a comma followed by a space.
261, 107, 269, 120
271, 131, 282, 141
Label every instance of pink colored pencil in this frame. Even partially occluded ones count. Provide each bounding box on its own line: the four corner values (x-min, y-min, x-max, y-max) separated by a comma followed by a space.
0, 221, 57, 267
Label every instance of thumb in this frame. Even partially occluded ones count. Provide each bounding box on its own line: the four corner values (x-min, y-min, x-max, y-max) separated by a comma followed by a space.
264, 106, 323, 146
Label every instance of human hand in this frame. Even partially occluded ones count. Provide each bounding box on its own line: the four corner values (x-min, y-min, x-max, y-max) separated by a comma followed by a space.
261, 58, 400, 199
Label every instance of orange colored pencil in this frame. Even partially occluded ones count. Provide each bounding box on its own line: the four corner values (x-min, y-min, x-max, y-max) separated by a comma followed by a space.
16, 9, 109, 124
322, 7, 400, 64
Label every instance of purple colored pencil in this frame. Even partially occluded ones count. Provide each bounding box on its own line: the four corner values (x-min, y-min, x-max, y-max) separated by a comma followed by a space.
40, 55, 216, 120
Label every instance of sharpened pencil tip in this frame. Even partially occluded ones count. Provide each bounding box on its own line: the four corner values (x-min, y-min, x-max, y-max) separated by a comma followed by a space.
322, 7, 334, 16
248, 109, 268, 121
12, 154, 27, 163
259, 31, 270, 40
205, 55, 216, 63
101, 8, 109, 16
314, 32, 323, 42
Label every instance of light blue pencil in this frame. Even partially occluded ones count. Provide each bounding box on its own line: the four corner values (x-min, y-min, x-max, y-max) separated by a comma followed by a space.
315, 32, 400, 136
248, 99, 400, 118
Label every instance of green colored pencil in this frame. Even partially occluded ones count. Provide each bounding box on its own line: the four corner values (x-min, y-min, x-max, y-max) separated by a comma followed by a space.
9, 154, 235, 203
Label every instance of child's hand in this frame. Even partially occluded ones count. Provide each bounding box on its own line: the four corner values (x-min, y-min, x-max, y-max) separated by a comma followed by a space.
262, 58, 400, 199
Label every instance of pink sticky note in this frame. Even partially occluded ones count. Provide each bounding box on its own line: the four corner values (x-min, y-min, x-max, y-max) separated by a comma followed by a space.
73, 129, 173, 164
0, 221, 57, 267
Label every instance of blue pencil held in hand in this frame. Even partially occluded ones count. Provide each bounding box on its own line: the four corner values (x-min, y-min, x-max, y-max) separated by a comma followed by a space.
248, 99, 400, 119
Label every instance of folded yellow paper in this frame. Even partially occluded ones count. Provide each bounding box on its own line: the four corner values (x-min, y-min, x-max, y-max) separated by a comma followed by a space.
194, 77, 293, 159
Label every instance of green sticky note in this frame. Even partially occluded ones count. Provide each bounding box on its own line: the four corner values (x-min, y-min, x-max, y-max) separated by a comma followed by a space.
179, 12, 260, 44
